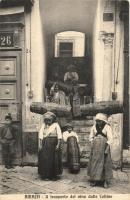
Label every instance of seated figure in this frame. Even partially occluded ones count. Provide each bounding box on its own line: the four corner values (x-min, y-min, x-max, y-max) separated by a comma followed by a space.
50, 83, 66, 105
64, 65, 79, 85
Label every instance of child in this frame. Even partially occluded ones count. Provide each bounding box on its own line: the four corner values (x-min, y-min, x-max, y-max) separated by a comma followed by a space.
63, 123, 80, 173
87, 113, 113, 188
0, 113, 17, 169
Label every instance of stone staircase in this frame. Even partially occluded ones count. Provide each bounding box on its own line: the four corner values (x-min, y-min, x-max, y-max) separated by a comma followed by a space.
72, 116, 94, 166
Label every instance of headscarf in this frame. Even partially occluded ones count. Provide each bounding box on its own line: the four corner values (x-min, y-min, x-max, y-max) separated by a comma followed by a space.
95, 113, 108, 123
5, 113, 12, 120
67, 64, 76, 72
43, 111, 56, 122
64, 123, 73, 129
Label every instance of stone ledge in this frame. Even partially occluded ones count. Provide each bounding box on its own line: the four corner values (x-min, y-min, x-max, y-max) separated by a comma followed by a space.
123, 149, 130, 167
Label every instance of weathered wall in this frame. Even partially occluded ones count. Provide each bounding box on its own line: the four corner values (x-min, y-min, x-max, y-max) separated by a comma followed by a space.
39, 0, 97, 58
22, 0, 46, 164
93, 0, 124, 102
92, 0, 124, 167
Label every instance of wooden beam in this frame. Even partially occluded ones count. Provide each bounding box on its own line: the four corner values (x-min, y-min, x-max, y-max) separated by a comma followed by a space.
30, 101, 123, 117
80, 101, 123, 116
30, 102, 71, 117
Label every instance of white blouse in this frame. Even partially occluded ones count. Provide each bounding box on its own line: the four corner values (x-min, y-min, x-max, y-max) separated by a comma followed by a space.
39, 122, 62, 140
89, 124, 113, 145
63, 131, 79, 142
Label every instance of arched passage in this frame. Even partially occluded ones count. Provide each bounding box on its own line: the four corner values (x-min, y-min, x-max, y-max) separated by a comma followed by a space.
39, 0, 97, 103
45, 30, 93, 104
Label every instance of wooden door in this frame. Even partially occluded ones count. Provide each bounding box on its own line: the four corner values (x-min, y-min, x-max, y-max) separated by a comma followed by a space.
0, 51, 22, 165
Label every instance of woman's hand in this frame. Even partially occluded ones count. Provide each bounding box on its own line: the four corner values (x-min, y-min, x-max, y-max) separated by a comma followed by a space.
55, 144, 60, 151
39, 139, 42, 150
55, 139, 62, 151
39, 146, 42, 150
105, 143, 110, 154
90, 140, 94, 146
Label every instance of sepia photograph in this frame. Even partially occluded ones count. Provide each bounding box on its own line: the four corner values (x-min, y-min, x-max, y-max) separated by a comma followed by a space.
0, 0, 129, 199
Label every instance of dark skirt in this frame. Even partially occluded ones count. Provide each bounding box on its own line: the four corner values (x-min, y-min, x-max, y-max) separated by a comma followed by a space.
67, 136, 80, 173
87, 135, 113, 182
38, 137, 63, 179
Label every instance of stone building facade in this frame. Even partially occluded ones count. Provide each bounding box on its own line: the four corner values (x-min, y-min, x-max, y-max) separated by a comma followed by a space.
0, 0, 129, 166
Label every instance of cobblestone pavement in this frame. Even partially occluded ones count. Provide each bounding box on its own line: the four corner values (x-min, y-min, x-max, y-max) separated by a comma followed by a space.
0, 166, 130, 194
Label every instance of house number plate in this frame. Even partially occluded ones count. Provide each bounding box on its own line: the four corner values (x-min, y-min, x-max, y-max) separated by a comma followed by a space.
0, 32, 14, 47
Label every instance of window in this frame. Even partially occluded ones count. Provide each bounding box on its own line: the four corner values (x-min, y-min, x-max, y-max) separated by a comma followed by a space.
59, 42, 73, 57
55, 31, 85, 57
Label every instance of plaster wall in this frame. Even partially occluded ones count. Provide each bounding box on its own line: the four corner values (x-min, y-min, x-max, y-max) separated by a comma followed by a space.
39, 0, 97, 58
93, 0, 124, 102
23, 0, 46, 133
92, 0, 124, 167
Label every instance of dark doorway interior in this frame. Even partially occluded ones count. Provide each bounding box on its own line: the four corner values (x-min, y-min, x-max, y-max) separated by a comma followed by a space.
46, 56, 93, 102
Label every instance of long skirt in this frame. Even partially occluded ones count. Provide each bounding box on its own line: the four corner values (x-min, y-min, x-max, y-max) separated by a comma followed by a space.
87, 135, 113, 182
38, 137, 63, 179
67, 136, 80, 173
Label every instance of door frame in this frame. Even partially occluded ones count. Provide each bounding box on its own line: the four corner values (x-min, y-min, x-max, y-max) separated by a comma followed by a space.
0, 49, 23, 164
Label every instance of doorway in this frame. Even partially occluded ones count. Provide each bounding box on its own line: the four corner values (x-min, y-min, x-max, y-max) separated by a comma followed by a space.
46, 31, 93, 104
0, 50, 22, 165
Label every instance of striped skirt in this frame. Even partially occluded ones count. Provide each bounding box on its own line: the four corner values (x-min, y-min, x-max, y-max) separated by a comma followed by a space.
87, 135, 113, 182
67, 136, 80, 173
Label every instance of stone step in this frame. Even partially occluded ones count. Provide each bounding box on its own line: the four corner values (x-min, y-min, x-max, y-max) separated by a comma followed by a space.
73, 126, 91, 133
78, 135, 89, 141
77, 132, 89, 137
85, 116, 93, 120
72, 120, 93, 126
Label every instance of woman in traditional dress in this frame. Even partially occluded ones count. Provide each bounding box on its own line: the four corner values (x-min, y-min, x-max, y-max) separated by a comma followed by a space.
38, 111, 63, 180
87, 113, 113, 188
63, 123, 80, 173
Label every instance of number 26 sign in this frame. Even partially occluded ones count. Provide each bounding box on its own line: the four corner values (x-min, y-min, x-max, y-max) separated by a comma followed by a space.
0, 32, 14, 47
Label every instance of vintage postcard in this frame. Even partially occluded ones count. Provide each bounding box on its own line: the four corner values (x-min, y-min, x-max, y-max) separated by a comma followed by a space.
0, 0, 129, 200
